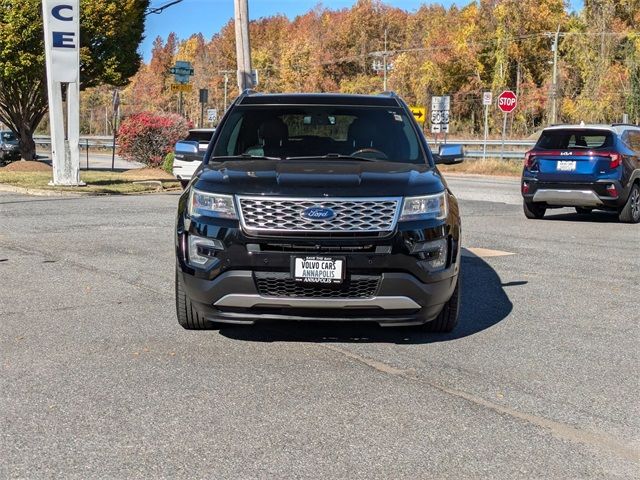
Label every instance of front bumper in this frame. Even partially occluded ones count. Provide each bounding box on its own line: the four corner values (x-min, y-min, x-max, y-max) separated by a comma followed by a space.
1, 149, 20, 160
178, 268, 458, 327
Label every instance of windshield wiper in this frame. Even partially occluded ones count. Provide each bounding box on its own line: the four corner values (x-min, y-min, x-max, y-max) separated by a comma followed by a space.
211, 154, 284, 161
285, 154, 382, 162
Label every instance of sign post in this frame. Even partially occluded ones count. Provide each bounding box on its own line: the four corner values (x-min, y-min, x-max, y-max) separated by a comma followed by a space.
199, 89, 208, 127
482, 92, 492, 160
42, 0, 82, 185
497, 90, 517, 161
111, 89, 120, 171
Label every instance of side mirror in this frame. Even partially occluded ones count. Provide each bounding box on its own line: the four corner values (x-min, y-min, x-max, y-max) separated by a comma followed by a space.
175, 140, 199, 154
434, 144, 465, 165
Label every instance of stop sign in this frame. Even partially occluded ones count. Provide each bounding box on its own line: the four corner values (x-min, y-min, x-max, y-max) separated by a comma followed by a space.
497, 90, 517, 113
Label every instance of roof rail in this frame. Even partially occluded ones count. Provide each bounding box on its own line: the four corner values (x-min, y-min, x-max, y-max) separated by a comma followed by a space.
235, 89, 258, 105
611, 123, 640, 127
378, 91, 398, 98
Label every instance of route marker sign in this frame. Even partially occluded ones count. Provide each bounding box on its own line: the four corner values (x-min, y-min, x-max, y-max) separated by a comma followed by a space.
410, 106, 426, 123
497, 90, 517, 113
483, 91, 493, 106
431, 95, 451, 134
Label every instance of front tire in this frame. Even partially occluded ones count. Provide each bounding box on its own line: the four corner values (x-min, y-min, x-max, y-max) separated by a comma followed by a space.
618, 183, 640, 224
418, 280, 460, 333
523, 201, 546, 219
175, 268, 218, 330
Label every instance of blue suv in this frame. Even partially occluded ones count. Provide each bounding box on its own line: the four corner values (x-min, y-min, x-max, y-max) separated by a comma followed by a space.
521, 124, 640, 223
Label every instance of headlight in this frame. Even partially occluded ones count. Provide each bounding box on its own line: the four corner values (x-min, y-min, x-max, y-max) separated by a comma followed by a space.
400, 192, 448, 221
189, 189, 237, 219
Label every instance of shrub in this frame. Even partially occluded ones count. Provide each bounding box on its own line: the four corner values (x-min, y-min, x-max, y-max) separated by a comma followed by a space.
161, 152, 174, 174
117, 112, 189, 167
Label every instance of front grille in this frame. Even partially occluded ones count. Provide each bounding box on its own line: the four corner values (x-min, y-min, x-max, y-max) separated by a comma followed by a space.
237, 196, 401, 235
255, 272, 380, 298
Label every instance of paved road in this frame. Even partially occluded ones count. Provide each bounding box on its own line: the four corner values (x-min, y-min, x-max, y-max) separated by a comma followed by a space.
1, 177, 638, 479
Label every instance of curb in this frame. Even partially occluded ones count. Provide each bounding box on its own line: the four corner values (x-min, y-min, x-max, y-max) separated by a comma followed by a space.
0, 184, 83, 197
0, 183, 182, 197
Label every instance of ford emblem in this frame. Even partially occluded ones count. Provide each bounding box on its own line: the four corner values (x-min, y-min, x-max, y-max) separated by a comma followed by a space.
302, 206, 335, 221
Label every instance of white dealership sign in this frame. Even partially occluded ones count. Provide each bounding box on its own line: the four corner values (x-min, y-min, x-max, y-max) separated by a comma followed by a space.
42, 0, 82, 185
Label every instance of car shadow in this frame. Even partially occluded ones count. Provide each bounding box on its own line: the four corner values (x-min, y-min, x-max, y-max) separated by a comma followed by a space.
543, 209, 620, 223
218, 252, 518, 345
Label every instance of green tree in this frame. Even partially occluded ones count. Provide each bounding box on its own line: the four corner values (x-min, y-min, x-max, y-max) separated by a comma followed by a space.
0, 0, 149, 160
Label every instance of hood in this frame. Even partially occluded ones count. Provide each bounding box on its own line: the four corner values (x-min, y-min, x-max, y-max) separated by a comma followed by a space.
194, 159, 445, 197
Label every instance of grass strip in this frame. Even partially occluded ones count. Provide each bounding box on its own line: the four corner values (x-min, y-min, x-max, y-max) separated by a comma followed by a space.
0, 171, 181, 194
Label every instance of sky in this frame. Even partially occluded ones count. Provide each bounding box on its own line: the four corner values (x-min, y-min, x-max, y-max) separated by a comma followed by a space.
141, 0, 585, 62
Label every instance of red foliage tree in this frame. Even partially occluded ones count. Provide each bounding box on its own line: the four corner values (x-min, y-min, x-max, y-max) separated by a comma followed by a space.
117, 112, 189, 167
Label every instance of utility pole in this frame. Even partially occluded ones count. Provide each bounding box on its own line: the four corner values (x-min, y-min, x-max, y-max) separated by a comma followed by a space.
372, 29, 392, 91
550, 26, 560, 125
219, 70, 235, 111
234, 0, 253, 91
383, 28, 388, 91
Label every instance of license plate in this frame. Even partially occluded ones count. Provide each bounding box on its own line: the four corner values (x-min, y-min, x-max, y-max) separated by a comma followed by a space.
557, 160, 576, 171
292, 256, 345, 284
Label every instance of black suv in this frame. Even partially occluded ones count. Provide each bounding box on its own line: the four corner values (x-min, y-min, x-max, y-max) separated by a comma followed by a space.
1, 130, 20, 164
175, 92, 464, 332
521, 124, 640, 223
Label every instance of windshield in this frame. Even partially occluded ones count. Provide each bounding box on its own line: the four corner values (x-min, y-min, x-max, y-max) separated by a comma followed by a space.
536, 129, 613, 150
1, 131, 16, 142
211, 106, 425, 163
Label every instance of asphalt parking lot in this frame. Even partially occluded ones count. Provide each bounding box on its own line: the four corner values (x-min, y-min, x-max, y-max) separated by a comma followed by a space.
1, 176, 638, 479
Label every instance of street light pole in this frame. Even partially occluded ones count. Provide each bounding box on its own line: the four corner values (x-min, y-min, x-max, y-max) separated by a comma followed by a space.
550, 26, 561, 124
145, 0, 183, 16
219, 70, 235, 111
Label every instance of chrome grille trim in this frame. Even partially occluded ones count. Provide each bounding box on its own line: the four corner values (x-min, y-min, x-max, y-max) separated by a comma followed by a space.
236, 196, 402, 234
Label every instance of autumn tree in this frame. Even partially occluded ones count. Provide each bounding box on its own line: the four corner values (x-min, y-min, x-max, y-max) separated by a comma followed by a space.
96, 0, 637, 138
0, 0, 149, 160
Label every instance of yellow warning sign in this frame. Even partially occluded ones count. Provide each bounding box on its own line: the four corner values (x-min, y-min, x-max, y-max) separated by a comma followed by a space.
171, 83, 193, 93
409, 106, 426, 123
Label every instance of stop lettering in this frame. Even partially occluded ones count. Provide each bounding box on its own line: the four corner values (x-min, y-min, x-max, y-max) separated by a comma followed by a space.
497, 90, 517, 113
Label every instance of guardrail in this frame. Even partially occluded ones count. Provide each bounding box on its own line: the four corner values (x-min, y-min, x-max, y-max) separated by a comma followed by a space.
428, 139, 534, 160
32, 136, 533, 161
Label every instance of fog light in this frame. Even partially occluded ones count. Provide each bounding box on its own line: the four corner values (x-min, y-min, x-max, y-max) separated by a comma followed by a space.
414, 238, 448, 270
188, 235, 224, 266
522, 182, 530, 194
606, 184, 618, 197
